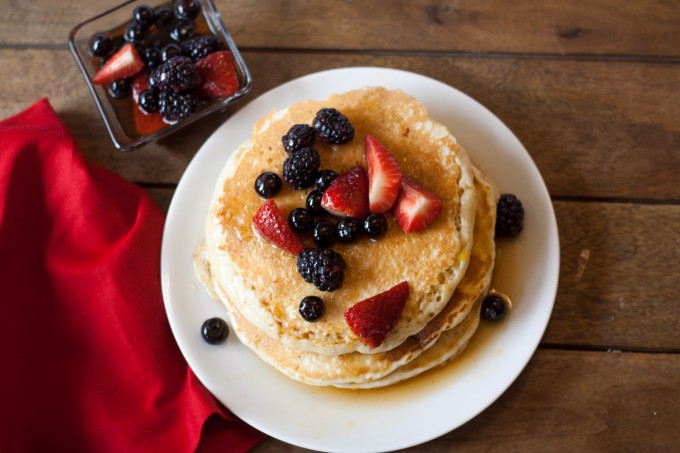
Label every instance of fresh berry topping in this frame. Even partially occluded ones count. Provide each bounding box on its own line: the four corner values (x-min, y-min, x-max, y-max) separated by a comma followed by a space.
344, 281, 410, 348
158, 90, 200, 123
299, 296, 325, 322
297, 248, 346, 292
141, 46, 161, 70
336, 217, 362, 243
131, 73, 165, 135
124, 22, 148, 43
252, 200, 304, 255
392, 176, 443, 233
282, 147, 321, 190
174, 0, 201, 20
154, 6, 174, 29
108, 78, 131, 99
89, 33, 113, 57
161, 43, 182, 62
363, 213, 388, 239
482, 294, 509, 321
92, 43, 144, 85
365, 135, 402, 214
495, 193, 524, 238
306, 189, 327, 216
137, 89, 159, 113
312, 220, 336, 247
288, 208, 314, 234
170, 20, 196, 41
181, 35, 218, 61
281, 124, 316, 154
315, 169, 337, 191
321, 166, 369, 219
149, 56, 197, 93
201, 317, 229, 344
133, 5, 155, 29
312, 108, 355, 144
254, 171, 282, 199
194, 51, 239, 98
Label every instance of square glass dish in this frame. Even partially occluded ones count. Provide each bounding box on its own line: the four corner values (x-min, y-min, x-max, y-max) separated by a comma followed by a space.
69, 0, 252, 151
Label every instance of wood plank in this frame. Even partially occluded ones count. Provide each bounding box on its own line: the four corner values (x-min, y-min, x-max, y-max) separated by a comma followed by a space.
1, 49, 678, 200
1, 0, 679, 57
250, 349, 680, 452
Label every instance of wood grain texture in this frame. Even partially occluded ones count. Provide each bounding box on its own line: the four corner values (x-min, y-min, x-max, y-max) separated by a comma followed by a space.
1, 49, 678, 199
250, 349, 680, 452
1, 0, 679, 57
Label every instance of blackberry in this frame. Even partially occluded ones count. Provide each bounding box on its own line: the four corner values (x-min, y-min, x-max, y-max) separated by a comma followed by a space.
306, 189, 327, 215
137, 89, 159, 113
201, 317, 229, 344
315, 169, 337, 191
158, 90, 199, 123
336, 217, 361, 243
312, 108, 354, 144
133, 5, 155, 29
288, 208, 314, 234
89, 33, 112, 57
313, 220, 336, 247
281, 124, 316, 154
108, 79, 131, 99
481, 294, 509, 321
254, 171, 282, 198
175, 0, 201, 20
363, 213, 388, 239
299, 296, 325, 322
495, 193, 524, 238
282, 147, 321, 190
181, 35, 218, 61
170, 20, 196, 41
297, 248, 346, 292
149, 56, 198, 93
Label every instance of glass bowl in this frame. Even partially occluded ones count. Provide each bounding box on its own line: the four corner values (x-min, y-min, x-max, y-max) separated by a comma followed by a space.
69, 0, 252, 152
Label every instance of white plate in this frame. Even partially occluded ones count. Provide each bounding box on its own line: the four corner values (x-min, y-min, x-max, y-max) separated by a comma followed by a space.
161, 67, 559, 453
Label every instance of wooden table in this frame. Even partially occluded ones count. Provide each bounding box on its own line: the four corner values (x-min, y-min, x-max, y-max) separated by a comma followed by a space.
2, 1, 678, 451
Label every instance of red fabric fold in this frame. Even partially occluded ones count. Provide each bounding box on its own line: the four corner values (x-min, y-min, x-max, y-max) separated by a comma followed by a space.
0, 99, 264, 452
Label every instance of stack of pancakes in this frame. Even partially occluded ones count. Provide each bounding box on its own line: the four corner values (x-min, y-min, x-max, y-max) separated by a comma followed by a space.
194, 87, 499, 388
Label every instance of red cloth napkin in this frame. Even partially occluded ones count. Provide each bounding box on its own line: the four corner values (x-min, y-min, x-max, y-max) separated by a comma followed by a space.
0, 99, 265, 452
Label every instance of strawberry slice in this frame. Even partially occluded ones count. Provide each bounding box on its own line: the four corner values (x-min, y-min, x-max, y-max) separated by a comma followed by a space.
392, 176, 443, 233
252, 199, 304, 255
130, 72, 166, 135
365, 135, 402, 214
194, 51, 239, 99
344, 281, 410, 348
321, 166, 370, 219
92, 43, 144, 85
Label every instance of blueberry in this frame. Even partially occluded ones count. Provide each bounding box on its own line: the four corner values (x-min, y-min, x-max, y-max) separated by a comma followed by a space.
108, 79, 131, 99
336, 217, 362, 243
288, 208, 314, 234
124, 22, 148, 43
154, 6, 174, 29
201, 317, 229, 344
254, 171, 282, 198
174, 0, 201, 20
170, 20, 196, 41
137, 89, 159, 113
142, 46, 162, 70
299, 296, 325, 322
161, 43, 182, 62
481, 294, 509, 321
363, 213, 388, 239
315, 170, 337, 191
89, 33, 112, 57
133, 5, 155, 29
313, 220, 336, 247
306, 189, 326, 215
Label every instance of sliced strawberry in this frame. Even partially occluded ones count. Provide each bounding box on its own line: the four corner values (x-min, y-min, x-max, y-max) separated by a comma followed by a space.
344, 281, 410, 348
130, 72, 166, 135
321, 166, 369, 219
365, 135, 402, 214
194, 51, 239, 99
392, 176, 443, 233
252, 199, 304, 255
92, 43, 144, 85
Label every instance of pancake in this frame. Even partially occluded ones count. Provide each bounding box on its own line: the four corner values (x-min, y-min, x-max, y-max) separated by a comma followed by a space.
202, 87, 478, 355
195, 168, 497, 387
